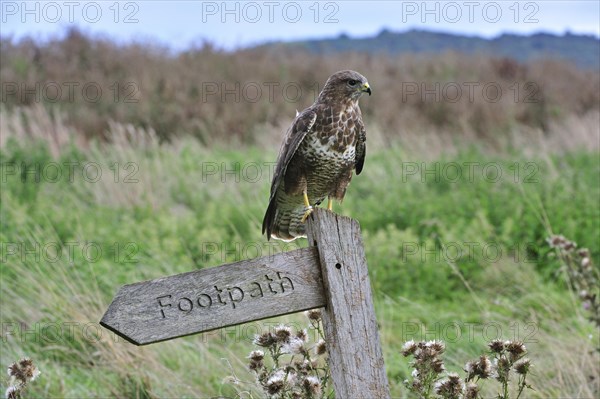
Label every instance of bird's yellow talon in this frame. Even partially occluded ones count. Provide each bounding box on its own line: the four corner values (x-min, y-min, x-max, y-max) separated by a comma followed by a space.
327, 198, 333, 211
301, 191, 314, 222
301, 206, 314, 223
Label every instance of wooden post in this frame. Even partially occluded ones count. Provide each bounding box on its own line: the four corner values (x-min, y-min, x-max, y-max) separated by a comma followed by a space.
306, 208, 391, 399
101, 208, 390, 396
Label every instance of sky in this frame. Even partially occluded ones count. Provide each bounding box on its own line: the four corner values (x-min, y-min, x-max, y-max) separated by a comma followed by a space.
1, 1, 599, 50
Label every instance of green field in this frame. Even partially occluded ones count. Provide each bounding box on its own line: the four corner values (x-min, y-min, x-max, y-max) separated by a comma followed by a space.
1, 108, 598, 397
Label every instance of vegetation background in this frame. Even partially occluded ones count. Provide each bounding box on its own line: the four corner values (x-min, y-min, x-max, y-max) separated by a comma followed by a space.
1, 28, 599, 397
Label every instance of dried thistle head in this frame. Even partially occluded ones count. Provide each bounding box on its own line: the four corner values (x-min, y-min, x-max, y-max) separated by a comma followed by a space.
296, 329, 308, 342
281, 337, 306, 355
513, 358, 531, 375
265, 370, 286, 395
253, 332, 276, 348
5, 386, 18, 399
578, 248, 590, 258
431, 358, 445, 373
413, 340, 445, 367
488, 339, 505, 353
505, 340, 527, 361
274, 325, 292, 343
305, 309, 322, 322
464, 382, 479, 399
315, 339, 327, 356
247, 350, 265, 372
303, 376, 322, 396
401, 340, 418, 357
426, 340, 446, 355
7, 358, 40, 384
248, 350, 264, 362
294, 359, 314, 374
434, 373, 463, 399
474, 355, 493, 379
547, 235, 566, 248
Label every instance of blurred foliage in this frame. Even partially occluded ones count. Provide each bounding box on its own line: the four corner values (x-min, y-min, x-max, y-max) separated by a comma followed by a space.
1, 28, 598, 142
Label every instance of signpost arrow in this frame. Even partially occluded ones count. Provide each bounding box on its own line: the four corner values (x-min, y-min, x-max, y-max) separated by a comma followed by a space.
100, 247, 325, 345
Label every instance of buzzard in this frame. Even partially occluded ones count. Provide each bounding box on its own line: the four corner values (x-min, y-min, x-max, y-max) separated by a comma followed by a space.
262, 70, 371, 241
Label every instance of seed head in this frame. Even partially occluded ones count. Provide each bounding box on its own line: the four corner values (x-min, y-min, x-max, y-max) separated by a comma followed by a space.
5, 386, 18, 399
296, 329, 308, 342
431, 358, 446, 374
513, 358, 531, 375
303, 376, 322, 396
295, 359, 314, 374
577, 248, 589, 257
249, 360, 263, 371
426, 340, 445, 354
7, 358, 40, 384
547, 235, 565, 248
305, 309, 322, 322
434, 373, 463, 399
464, 382, 480, 399
253, 332, 276, 348
473, 355, 493, 379
248, 350, 264, 362
281, 337, 306, 355
488, 339, 505, 353
247, 350, 265, 372
265, 370, 286, 395
402, 340, 418, 356
505, 341, 526, 361
274, 325, 293, 343
315, 339, 327, 356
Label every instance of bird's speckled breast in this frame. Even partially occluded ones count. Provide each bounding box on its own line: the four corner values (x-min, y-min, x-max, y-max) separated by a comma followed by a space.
298, 102, 360, 199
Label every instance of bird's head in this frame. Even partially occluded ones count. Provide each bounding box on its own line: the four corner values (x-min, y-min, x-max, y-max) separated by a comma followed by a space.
318, 70, 371, 103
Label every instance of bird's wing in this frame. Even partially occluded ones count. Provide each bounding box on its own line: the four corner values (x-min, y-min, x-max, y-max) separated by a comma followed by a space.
268, 109, 317, 200
355, 113, 367, 175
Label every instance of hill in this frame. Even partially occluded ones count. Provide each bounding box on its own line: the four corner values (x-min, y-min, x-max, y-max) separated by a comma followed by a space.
256, 29, 600, 70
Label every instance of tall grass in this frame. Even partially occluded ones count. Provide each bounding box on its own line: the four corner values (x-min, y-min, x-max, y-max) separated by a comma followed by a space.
1, 103, 598, 397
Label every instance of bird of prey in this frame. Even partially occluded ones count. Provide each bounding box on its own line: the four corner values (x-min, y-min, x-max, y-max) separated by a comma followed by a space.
262, 70, 371, 241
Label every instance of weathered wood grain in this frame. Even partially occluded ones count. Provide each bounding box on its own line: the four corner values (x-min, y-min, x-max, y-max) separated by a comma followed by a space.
306, 208, 391, 399
100, 247, 325, 345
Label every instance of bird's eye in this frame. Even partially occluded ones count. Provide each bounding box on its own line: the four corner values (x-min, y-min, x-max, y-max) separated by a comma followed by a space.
348, 79, 357, 86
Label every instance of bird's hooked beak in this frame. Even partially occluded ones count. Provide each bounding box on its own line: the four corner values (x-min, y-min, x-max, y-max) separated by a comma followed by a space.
361, 82, 372, 96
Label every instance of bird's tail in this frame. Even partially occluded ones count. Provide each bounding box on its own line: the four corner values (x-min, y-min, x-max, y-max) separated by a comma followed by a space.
262, 199, 307, 241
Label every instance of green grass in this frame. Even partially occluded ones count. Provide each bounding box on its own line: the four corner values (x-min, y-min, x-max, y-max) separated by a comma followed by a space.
1, 134, 598, 398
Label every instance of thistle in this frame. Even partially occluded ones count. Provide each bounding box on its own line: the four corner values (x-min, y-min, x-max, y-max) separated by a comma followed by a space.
228, 309, 331, 398
402, 339, 534, 399
5, 358, 41, 399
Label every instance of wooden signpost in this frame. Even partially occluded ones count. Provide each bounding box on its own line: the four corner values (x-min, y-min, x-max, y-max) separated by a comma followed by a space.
101, 209, 390, 398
